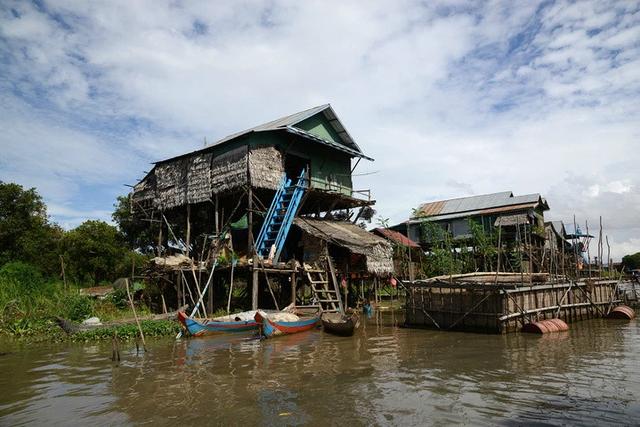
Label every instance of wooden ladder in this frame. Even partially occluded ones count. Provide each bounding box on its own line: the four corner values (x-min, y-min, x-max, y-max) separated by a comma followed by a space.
305, 260, 343, 313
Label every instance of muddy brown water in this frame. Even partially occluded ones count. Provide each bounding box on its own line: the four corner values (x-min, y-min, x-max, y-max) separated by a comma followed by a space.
1, 311, 639, 426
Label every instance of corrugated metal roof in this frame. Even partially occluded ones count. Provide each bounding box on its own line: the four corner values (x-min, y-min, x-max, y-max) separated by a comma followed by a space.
414, 191, 548, 218
154, 104, 371, 164
284, 126, 373, 160
408, 202, 538, 224
213, 104, 331, 146
372, 228, 420, 248
548, 221, 566, 237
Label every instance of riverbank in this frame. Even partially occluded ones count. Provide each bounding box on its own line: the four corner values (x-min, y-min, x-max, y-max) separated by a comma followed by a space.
0, 264, 180, 342
1, 317, 181, 343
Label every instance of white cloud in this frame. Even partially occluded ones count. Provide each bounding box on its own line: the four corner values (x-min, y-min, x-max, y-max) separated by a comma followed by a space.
0, 0, 638, 259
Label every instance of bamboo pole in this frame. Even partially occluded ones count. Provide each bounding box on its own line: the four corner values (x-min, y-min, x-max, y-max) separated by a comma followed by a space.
125, 278, 146, 351
186, 204, 191, 258
180, 270, 200, 315
495, 225, 502, 284
585, 220, 592, 279
573, 215, 579, 278
290, 270, 296, 306
252, 256, 259, 310
161, 294, 168, 315
191, 265, 208, 318
227, 258, 236, 315
157, 212, 164, 256
606, 235, 611, 276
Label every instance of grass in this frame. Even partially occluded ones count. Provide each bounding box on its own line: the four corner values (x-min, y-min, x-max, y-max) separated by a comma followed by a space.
0, 262, 177, 341
70, 320, 180, 342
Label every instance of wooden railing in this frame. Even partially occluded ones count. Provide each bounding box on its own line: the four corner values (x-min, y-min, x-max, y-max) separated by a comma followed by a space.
308, 177, 371, 201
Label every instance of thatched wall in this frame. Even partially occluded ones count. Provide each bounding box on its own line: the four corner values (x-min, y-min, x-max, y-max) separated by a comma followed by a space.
154, 152, 214, 209
156, 158, 188, 209
249, 146, 283, 190
210, 146, 248, 195
132, 144, 285, 210
132, 171, 156, 205
186, 153, 213, 204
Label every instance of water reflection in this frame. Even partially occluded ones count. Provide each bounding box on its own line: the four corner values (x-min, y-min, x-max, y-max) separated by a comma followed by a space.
1, 312, 639, 426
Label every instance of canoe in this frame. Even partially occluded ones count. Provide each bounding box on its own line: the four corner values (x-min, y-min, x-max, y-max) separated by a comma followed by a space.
254, 310, 320, 339
177, 310, 263, 337
321, 312, 360, 337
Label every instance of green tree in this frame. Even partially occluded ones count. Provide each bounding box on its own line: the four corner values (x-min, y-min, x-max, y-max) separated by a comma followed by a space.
112, 195, 155, 252
62, 220, 127, 285
0, 181, 63, 275
622, 252, 640, 270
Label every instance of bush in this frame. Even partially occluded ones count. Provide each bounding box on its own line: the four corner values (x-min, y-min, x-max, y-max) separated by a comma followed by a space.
65, 294, 94, 322
109, 287, 129, 310
0, 261, 45, 295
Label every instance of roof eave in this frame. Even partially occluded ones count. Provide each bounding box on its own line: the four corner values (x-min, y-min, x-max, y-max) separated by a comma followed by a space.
283, 127, 374, 161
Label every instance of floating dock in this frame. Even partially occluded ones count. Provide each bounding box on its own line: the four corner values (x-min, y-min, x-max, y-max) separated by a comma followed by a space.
404, 273, 623, 333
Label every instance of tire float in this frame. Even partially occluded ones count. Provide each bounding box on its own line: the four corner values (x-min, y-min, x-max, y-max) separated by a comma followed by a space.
521, 318, 569, 334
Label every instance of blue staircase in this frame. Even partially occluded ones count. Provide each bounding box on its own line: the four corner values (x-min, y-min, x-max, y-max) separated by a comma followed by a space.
255, 169, 308, 263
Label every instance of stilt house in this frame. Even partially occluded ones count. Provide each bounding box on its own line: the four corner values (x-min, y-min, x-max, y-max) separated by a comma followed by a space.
130, 105, 393, 313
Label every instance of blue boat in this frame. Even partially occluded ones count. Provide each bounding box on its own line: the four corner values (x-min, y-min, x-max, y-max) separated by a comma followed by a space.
254, 310, 320, 339
178, 311, 262, 337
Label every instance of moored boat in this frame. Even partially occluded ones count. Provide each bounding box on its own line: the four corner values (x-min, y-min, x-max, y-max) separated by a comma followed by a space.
254, 310, 320, 339
321, 311, 360, 336
177, 310, 263, 337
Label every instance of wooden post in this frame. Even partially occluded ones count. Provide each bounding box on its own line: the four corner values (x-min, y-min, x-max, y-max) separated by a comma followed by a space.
161, 293, 168, 315
252, 256, 259, 310
528, 225, 533, 283
177, 271, 183, 309
248, 189, 254, 254
606, 236, 611, 277
585, 220, 591, 279
59, 255, 67, 291
344, 280, 348, 310
227, 259, 235, 315
157, 212, 164, 256
495, 225, 502, 283
290, 271, 297, 305
126, 278, 146, 351
185, 204, 191, 258
191, 265, 208, 318
215, 193, 220, 235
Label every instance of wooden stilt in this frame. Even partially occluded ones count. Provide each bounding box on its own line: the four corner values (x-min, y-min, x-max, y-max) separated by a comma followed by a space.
252, 256, 259, 310
186, 204, 191, 258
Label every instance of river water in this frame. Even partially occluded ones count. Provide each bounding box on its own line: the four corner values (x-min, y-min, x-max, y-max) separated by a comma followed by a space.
1, 311, 639, 426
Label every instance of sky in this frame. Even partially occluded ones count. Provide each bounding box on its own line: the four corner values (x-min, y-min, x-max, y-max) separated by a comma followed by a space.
0, 0, 639, 260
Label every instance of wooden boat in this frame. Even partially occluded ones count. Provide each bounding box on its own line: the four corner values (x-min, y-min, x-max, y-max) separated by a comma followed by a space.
254, 310, 320, 339
321, 311, 360, 336
177, 310, 264, 337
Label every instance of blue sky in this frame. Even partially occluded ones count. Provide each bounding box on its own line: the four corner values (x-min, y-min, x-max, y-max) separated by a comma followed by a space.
1, 0, 639, 259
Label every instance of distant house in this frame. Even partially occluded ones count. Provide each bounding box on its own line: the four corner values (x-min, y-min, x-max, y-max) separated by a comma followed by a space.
372, 228, 423, 280
393, 191, 550, 247
545, 221, 571, 252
